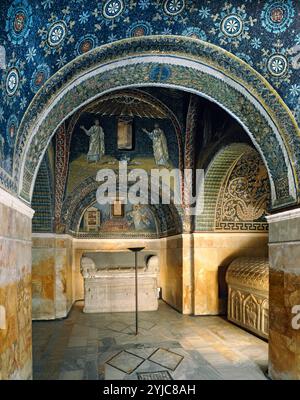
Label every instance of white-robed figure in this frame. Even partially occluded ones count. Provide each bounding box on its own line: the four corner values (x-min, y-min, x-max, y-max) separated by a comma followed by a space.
127, 205, 151, 230
142, 123, 169, 166
80, 118, 105, 162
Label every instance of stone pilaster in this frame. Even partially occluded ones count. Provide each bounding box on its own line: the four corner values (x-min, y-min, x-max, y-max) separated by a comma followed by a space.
267, 209, 300, 380
0, 187, 34, 380
182, 233, 194, 314
32, 233, 73, 320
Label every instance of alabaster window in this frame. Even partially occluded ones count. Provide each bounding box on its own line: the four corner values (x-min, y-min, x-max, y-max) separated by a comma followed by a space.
111, 198, 125, 217
117, 117, 133, 150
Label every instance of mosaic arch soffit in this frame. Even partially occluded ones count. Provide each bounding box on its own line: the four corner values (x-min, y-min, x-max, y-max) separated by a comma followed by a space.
196, 142, 253, 232
12, 36, 300, 209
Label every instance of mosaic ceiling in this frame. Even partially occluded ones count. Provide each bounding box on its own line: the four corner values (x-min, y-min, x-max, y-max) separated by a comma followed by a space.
0, 0, 299, 190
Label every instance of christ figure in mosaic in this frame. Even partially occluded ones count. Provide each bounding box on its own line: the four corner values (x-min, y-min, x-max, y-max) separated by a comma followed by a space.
142, 123, 169, 166
80, 118, 105, 162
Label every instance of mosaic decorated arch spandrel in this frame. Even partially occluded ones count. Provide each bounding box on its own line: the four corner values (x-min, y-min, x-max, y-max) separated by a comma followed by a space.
11, 37, 300, 208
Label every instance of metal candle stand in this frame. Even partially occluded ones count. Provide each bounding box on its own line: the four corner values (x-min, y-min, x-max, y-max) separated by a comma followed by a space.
128, 247, 145, 335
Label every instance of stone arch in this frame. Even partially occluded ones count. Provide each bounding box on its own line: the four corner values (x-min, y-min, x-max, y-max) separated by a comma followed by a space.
13, 36, 299, 208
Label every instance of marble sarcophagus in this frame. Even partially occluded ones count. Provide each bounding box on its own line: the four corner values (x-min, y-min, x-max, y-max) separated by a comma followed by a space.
226, 257, 269, 339
80, 252, 159, 313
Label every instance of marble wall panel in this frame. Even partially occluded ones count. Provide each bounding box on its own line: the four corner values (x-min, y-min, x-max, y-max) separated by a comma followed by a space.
268, 210, 300, 380
193, 232, 268, 315
0, 190, 33, 380
160, 235, 183, 312
32, 234, 73, 320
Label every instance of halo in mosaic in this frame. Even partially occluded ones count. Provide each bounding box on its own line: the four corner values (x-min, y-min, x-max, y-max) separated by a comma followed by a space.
75, 34, 98, 55
126, 21, 153, 37
182, 27, 207, 41
102, 0, 125, 19
30, 64, 51, 94
47, 21, 67, 47
261, 0, 295, 34
163, 0, 185, 16
6, 115, 18, 147
267, 54, 288, 77
6, 68, 19, 96
5, 0, 33, 45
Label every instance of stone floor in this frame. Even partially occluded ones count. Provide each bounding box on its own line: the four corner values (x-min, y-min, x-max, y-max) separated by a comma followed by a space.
32, 301, 268, 380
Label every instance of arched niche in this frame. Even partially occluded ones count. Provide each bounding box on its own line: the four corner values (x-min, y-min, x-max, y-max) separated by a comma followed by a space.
60, 176, 182, 238
196, 143, 270, 232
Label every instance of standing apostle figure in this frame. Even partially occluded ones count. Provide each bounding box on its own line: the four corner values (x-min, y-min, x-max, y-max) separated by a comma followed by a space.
80, 118, 105, 162
142, 123, 169, 166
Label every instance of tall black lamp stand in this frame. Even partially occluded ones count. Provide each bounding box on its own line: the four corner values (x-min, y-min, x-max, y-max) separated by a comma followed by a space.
128, 247, 145, 335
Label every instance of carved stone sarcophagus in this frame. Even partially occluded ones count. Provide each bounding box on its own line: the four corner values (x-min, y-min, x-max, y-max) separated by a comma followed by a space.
81, 252, 159, 313
226, 257, 269, 339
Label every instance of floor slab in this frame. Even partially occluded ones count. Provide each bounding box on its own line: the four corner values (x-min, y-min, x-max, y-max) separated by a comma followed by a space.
32, 301, 268, 380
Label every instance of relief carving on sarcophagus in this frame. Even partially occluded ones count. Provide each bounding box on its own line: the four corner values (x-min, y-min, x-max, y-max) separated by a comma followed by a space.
229, 288, 242, 323
226, 257, 269, 339
261, 299, 269, 337
244, 294, 259, 331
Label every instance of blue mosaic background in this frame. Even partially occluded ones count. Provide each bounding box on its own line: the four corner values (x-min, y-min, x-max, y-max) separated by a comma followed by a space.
0, 0, 299, 176
70, 113, 179, 166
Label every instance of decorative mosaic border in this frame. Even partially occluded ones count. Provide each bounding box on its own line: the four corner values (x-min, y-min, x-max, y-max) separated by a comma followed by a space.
8, 36, 299, 208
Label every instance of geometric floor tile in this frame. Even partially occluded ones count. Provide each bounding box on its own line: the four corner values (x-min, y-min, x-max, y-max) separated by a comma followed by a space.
138, 320, 157, 330
126, 347, 158, 359
121, 321, 156, 334
106, 350, 145, 374
121, 326, 147, 335
105, 321, 129, 333
33, 301, 268, 380
148, 348, 184, 371
137, 370, 173, 380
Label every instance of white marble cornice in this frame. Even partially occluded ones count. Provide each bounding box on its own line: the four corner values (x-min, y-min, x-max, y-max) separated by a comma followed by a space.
266, 208, 300, 223
0, 186, 34, 219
